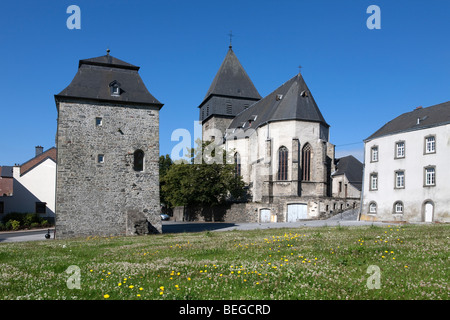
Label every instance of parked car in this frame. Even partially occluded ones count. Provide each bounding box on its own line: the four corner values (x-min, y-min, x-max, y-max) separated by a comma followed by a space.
160, 213, 170, 221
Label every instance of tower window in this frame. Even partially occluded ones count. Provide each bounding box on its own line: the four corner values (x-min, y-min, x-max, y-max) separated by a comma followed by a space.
234, 152, 241, 177
302, 143, 312, 181
134, 150, 144, 172
278, 146, 288, 180
95, 117, 103, 127
97, 154, 105, 164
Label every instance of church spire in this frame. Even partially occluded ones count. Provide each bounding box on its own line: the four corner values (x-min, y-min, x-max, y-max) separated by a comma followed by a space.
200, 46, 261, 102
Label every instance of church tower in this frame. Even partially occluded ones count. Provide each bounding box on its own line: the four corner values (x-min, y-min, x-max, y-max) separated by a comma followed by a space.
199, 46, 261, 142
54, 52, 163, 239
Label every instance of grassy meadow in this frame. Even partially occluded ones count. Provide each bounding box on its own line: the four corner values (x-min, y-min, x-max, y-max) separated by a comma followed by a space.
0, 223, 448, 300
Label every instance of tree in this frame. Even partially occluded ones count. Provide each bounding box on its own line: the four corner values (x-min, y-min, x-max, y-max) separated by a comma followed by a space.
160, 140, 246, 208
159, 154, 173, 207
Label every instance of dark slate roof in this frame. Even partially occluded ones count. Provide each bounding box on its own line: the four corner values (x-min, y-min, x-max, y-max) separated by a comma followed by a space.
227, 73, 329, 131
365, 101, 450, 141
55, 54, 163, 108
78, 55, 140, 70
199, 47, 261, 107
0, 166, 13, 178
332, 155, 363, 191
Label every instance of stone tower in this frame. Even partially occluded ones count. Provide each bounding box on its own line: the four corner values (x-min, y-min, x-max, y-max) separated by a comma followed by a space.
198, 46, 261, 142
54, 52, 163, 239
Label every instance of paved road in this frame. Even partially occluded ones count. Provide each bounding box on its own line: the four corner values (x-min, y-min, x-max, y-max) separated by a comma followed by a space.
0, 228, 55, 243
161, 218, 388, 234
0, 210, 390, 243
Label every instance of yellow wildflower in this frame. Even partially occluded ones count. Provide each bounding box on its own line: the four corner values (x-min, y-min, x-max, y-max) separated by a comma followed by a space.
103, 294, 110, 299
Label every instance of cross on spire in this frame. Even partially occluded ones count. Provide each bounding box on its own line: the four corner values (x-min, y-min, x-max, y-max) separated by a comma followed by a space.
298, 65, 302, 74
228, 30, 234, 48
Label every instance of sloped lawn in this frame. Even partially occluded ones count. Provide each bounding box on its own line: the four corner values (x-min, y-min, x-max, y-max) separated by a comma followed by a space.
0, 224, 448, 300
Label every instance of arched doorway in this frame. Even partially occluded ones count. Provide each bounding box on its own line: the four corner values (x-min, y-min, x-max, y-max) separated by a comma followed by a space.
424, 201, 434, 222
260, 209, 271, 223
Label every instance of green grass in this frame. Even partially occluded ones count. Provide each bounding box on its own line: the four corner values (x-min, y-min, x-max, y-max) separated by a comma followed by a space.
0, 224, 448, 300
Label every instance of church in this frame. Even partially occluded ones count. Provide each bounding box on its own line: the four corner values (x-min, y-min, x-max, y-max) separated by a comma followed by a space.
198, 45, 361, 222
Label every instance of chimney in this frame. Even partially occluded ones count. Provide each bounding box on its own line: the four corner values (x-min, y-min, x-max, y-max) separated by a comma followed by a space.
35, 146, 44, 156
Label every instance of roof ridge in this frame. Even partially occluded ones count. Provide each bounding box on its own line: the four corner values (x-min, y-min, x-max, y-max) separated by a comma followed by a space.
365, 101, 450, 141
78, 54, 140, 71
227, 73, 329, 131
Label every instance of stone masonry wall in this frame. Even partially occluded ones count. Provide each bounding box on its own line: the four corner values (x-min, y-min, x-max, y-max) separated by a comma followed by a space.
55, 100, 161, 239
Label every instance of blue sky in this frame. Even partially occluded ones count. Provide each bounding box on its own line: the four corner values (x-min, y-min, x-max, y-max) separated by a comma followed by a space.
0, 0, 449, 165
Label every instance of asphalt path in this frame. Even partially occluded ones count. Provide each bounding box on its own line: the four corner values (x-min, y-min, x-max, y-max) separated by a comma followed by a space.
0, 211, 391, 243
0, 228, 55, 243
161, 219, 388, 234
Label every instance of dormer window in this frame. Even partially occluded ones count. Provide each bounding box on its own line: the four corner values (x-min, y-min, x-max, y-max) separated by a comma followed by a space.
109, 80, 121, 96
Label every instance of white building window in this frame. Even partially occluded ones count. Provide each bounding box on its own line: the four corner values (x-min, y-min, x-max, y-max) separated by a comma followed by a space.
395, 141, 405, 158
95, 117, 103, 127
395, 171, 405, 189
369, 202, 377, 213
370, 173, 378, 191
98, 154, 105, 164
371, 146, 378, 162
424, 166, 436, 186
425, 136, 436, 154
394, 201, 404, 214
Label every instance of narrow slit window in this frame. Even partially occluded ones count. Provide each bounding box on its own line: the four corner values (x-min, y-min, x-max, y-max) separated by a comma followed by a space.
302, 144, 311, 181
278, 146, 288, 180
234, 152, 241, 177
134, 150, 144, 172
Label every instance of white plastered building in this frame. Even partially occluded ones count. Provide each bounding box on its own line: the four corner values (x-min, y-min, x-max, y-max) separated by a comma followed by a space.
361, 101, 450, 222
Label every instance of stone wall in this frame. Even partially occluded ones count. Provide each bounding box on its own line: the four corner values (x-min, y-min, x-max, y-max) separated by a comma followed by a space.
175, 197, 360, 224
55, 100, 161, 239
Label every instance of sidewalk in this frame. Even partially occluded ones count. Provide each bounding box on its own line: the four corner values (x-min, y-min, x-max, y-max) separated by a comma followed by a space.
0, 228, 54, 243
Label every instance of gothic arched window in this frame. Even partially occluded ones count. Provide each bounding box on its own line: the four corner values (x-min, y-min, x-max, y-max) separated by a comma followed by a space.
133, 149, 144, 172
234, 152, 241, 177
302, 143, 312, 181
278, 146, 288, 181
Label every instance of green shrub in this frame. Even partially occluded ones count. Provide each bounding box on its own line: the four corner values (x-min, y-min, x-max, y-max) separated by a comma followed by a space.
30, 222, 40, 228
9, 220, 20, 231
1, 212, 25, 224
24, 213, 41, 227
